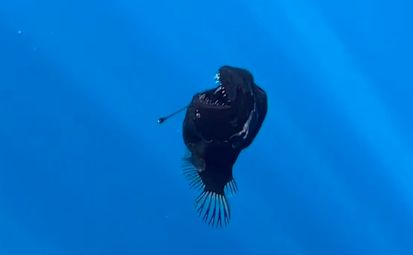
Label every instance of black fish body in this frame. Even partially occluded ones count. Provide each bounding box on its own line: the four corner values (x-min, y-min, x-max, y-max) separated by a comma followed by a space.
182, 65, 267, 226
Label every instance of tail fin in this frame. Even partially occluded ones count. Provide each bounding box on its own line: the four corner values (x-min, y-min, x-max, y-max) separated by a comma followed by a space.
195, 190, 231, 227
182, 160, 237, 227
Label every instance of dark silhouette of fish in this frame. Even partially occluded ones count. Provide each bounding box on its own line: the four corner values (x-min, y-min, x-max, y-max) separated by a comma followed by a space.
181, 66, 267, 226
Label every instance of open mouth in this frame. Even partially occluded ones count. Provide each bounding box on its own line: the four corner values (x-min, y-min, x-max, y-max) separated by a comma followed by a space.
198, 72, 232, 107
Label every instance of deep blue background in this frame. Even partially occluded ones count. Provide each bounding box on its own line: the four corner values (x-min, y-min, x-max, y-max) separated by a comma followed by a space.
1, 0, 412, 254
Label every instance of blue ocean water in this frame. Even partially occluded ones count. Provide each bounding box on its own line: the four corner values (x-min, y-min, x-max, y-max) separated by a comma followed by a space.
1, 0, 412, 254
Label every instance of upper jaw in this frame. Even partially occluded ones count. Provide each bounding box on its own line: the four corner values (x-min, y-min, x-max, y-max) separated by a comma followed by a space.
218, 66, 255, 97
196, 70, 233, 108
197, 66, 254, 109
